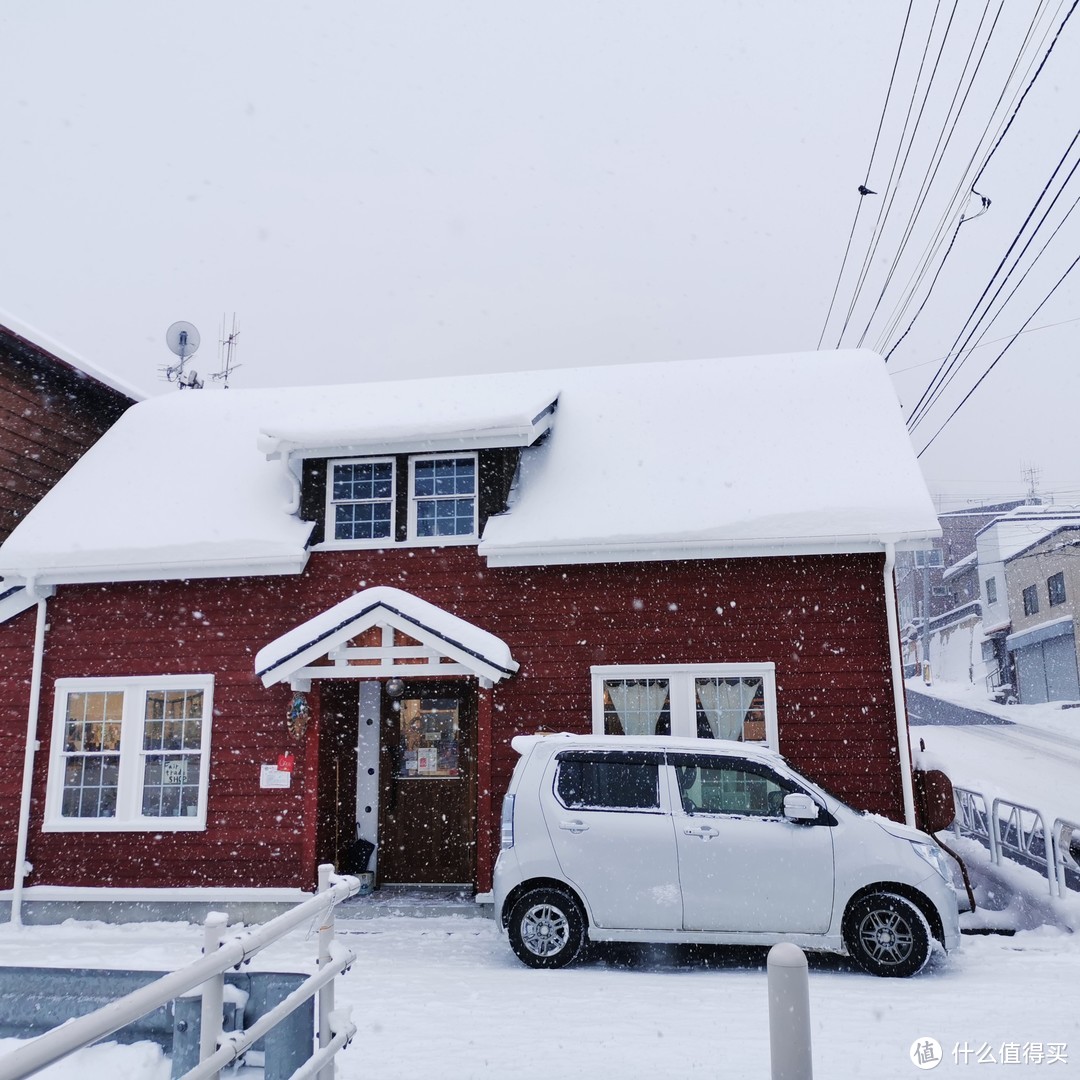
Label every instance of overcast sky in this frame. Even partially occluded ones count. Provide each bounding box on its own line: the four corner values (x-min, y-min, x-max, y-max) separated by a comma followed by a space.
2, 2, 1078, 509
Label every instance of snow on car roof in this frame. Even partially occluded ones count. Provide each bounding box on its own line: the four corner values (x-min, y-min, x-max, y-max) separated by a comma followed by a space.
0, 349, 938, 585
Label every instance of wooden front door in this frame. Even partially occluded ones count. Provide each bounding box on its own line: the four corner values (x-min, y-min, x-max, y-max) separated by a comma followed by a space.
377, 680, 476, 884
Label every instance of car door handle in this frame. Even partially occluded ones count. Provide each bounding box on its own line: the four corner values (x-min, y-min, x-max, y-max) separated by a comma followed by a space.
683, 825, 719, 840
559, 820, 589, 833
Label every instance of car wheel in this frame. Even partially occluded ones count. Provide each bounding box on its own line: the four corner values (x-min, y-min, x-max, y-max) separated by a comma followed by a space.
507, 887, 587, 969
843, 892, 932, 978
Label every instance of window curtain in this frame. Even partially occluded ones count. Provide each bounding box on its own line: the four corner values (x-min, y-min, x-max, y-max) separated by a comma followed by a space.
695, 678, 761, 740
605, 679, 670, 736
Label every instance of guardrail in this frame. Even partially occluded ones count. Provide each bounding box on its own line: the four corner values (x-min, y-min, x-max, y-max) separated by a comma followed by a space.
952, 787, 1080, 900
0, 864, 361, 1080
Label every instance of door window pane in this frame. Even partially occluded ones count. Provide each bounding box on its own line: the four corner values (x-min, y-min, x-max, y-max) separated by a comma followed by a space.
395, 697, 461, 778
675, 759, 794, 817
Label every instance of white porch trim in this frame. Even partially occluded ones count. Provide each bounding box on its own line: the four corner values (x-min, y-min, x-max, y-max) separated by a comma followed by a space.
255, 585, 518, 687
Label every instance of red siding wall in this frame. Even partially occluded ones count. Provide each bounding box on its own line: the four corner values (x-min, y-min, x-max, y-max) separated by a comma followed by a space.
13, 548, 907, 891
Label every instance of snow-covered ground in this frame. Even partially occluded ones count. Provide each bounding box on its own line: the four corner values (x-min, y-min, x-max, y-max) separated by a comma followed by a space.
2, 679, 1079, 1079
1, 910, 1079, 1079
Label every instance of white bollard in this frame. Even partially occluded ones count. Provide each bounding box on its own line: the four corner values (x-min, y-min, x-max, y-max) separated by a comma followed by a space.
767, 942, 813, 1080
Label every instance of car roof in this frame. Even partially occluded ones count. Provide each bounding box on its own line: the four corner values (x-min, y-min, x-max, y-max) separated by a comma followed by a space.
510, 732, 787, 765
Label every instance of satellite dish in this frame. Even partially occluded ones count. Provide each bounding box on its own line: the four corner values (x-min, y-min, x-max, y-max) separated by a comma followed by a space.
166, 321, 201, 358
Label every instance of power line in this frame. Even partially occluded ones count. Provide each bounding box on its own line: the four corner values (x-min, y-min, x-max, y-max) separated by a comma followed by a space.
836, 0, 947, 347
816, 0, 915, 349
916, 246, 1080, 458
905, 124, 1080, 430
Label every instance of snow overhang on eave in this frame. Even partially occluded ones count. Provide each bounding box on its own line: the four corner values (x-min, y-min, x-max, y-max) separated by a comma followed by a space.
257, 398, 559, 460
0, 551, 311, 588
255, 584, 519, 688
479, 533, 940, 568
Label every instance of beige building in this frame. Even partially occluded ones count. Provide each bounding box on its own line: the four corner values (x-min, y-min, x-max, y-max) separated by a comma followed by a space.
1004, 525, 1080, 703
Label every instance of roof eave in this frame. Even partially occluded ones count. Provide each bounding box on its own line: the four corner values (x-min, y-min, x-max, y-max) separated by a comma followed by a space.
480, 532, 941, 568
0, 551, 310, 588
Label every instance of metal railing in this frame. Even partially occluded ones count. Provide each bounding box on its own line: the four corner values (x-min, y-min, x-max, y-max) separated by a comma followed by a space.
952, 786, 1080, 900
0, 864, 361, 1080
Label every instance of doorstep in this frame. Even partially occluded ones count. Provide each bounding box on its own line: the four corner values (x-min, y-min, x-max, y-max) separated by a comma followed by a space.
335, 884, 493, 921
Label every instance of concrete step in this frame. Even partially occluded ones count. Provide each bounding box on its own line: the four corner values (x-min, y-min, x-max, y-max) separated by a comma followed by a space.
335, 885, 493, 921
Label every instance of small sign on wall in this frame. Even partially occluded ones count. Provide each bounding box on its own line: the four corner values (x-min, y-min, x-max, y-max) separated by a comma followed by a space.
260, 763, 292, 789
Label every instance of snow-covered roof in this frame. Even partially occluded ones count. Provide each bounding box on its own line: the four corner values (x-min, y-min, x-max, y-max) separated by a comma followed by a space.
0, 310, 145, 403
255, 585, 518, 686
941, 551, 977, 582
977, 506, 1080, 563
0, 349, 939, 585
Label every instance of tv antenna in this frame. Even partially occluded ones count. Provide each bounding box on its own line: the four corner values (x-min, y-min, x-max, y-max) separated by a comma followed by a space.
163, 321, 203, 389
212, 314, 241, 388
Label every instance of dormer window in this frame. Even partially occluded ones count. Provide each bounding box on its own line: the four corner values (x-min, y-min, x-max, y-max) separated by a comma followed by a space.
318, 451, 483, 548
328, 458, 395, 542
410, 455, 477, 540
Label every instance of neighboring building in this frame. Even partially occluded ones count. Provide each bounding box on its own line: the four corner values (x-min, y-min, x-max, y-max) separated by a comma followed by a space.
0, 349, 940, 914
0, 315, 140, 543
976, 506, 1080, 703
895, 500, 1028, 636
1003, 525, 1080, 703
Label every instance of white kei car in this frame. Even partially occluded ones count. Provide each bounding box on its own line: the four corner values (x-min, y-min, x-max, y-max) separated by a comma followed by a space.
493, 734, 962, 977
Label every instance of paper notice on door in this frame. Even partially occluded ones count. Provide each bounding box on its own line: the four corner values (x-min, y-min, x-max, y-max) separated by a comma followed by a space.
417, 747, 438, 774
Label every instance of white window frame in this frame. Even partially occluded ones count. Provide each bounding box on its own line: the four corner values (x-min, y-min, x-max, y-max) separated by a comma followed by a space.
44, 675, 214, 833
407, 452, 479, 544
590, 663, 779, 749
322, 456, 397, 549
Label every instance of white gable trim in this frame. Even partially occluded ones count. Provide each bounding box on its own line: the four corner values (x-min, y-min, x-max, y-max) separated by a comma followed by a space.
255, 585, 518, 687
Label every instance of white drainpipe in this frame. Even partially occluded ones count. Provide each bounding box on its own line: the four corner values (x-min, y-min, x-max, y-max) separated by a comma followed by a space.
11, 587, 51, 926
884, 543, 917, 827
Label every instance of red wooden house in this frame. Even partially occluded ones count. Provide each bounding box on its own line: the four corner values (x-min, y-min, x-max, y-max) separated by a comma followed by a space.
0, 349, 940, 917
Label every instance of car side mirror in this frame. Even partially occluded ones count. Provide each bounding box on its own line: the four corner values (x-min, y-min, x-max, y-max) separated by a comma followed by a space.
783, 793, 819, 822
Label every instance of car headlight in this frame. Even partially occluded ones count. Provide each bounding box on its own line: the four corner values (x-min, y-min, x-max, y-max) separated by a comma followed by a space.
911, 840, 952, 882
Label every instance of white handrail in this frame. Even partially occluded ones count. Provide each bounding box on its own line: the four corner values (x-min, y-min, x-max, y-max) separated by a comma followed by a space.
0, 866, 361, 1080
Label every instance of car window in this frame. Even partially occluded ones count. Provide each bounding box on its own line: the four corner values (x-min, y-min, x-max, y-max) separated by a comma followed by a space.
555, 752, 661, 810
672, 756, 797, 817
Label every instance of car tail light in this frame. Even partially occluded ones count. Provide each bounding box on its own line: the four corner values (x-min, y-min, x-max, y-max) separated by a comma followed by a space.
500, 794, 515, 850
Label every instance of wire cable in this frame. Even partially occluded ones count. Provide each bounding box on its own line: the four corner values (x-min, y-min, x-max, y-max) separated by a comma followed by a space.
916, 246, 1080, 458
816, 0, 915, 349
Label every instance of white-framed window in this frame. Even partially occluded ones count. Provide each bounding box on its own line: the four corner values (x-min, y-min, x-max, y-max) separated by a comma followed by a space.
408, 453, 478, 541
590, 664, 778, 749
326, 457, 396, 544
44, 675, 214, 832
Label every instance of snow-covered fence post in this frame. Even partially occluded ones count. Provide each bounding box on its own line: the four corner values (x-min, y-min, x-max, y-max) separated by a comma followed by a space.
767, 942, 813, 1080
199, 910, 229, 1077
317, 863, 337, 1080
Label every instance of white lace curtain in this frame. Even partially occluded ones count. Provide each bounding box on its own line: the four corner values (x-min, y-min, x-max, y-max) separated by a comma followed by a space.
605, 679, 670, 736
695, 677, 761, 740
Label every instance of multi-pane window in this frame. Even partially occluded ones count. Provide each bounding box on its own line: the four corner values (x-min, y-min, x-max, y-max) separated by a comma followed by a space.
141, 688, 205, 817
324, 453, 479, 545
1023, 584, 1040, 617
329, 459, 394, 541
410, 455, 477, 539
46, 676, 213, 831
592, 664, 777, 748
1048, 571, 1067, 607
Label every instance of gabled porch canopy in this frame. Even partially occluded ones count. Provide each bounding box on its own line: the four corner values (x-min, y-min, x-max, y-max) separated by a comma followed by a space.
255, 585, 518, 688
